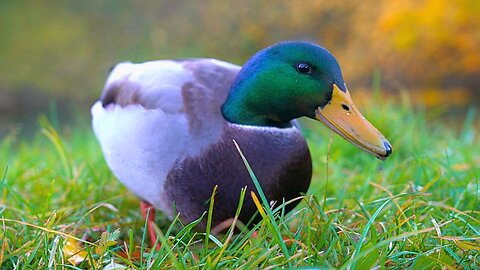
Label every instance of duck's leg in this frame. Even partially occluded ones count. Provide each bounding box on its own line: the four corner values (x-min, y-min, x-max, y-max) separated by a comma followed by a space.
140, 201, 160, 250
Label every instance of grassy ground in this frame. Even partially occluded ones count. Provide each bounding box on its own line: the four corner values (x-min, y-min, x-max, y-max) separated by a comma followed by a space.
0, 96, 479, 269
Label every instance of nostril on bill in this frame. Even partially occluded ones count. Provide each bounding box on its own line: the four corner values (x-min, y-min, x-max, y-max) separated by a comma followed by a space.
341, 104, 350, 111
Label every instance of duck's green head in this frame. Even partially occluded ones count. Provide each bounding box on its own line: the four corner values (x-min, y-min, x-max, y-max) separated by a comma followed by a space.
221, 41, 392, 160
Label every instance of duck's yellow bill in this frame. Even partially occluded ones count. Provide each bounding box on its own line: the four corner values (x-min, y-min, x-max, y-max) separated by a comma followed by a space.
315, 84, 392, 160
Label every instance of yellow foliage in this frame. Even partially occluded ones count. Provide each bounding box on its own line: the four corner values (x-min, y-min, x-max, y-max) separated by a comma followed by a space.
371, 0, 480, 84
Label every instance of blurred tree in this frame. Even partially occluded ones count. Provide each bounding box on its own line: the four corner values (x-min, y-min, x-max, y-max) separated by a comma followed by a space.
368, 0, 480, 90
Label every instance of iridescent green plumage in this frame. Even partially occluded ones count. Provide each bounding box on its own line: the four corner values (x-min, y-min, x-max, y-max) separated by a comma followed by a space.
222, 41, 345, 127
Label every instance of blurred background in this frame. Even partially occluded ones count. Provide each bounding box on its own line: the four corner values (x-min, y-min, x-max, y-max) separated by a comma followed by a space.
1, 0, 479, 137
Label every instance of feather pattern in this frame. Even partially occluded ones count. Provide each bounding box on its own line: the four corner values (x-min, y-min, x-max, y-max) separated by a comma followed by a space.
92, 58, 312, 228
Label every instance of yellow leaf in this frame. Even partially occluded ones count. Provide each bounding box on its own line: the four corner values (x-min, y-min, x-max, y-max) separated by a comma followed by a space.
452, 163, 471, 171
63, 238, 88, 266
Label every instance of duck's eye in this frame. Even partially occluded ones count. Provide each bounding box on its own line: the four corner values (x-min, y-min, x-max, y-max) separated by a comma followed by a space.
296, 63, 312, 74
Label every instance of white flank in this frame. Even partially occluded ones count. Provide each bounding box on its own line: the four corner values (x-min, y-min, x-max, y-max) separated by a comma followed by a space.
91, 60, 231, 214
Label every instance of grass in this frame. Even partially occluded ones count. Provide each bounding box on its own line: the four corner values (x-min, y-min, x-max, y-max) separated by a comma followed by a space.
0, 95, 479, 269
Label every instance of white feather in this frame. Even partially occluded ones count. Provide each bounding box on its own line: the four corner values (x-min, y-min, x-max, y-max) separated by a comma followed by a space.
91, 59, 237, 214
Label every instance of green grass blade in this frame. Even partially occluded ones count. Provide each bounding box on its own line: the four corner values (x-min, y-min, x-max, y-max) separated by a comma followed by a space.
233, 139, 291, 264
40, 121, 73, 179
203, 184, 217, 257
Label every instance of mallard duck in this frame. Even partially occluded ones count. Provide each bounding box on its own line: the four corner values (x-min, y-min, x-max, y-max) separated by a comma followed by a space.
91, 41, 391, 243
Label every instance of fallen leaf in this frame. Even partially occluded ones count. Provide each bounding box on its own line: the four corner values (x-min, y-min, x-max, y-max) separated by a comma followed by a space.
63, 238, 88, 266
